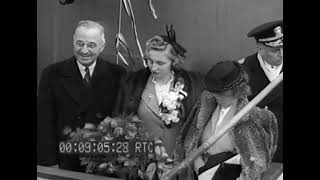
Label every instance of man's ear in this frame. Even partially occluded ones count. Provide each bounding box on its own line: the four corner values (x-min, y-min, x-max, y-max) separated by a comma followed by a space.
99, 43, 106, 53
256, 42, 264, 50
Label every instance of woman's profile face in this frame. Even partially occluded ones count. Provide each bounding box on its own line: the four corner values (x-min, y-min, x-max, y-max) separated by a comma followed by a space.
212, 90, 238, 108
147, 48, 173, 80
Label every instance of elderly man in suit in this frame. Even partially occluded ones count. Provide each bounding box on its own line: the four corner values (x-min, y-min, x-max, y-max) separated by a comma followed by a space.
37, 20, 126, 172
238, 20, 283, 165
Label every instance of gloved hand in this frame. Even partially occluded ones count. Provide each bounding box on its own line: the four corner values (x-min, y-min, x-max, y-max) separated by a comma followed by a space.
154, 140, 174, 163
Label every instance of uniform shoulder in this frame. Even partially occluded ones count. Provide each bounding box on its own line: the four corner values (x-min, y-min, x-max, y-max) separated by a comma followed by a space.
237, 58, 245, 64
236, 53, 258, 65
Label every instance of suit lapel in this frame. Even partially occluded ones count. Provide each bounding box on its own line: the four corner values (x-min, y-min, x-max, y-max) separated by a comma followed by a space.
262, 62, 283, 105
249, 56, 282, 106
90, 58, 110, 87
141, 76, 160, 116
60, 57, 91, 108
261, 81, 283, 105
256, 59, 283, 106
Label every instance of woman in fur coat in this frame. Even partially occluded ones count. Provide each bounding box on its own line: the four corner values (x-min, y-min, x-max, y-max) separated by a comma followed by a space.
177, 61, 278, 180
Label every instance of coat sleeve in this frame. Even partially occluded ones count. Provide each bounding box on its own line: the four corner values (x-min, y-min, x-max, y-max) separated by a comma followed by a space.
171, 101, 200, 180
37, 67, 58, 166
260, 108, 278, 162
179, 100, 201, 144
187, 71, 205, 107
232, 107, 278, 179
173, 100, 199, 159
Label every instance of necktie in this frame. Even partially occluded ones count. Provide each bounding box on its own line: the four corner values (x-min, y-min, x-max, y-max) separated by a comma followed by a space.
83, 67, 91, 87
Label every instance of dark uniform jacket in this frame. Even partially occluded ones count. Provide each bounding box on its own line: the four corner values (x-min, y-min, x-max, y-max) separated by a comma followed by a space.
240, 53, 283, 163
37, 56, 125, 171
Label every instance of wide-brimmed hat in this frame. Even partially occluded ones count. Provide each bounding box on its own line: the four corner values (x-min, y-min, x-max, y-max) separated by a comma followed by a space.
204, 61, 246, 93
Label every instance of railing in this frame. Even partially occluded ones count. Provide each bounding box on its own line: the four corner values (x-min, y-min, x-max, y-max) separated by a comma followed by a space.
37, 165, 122, 180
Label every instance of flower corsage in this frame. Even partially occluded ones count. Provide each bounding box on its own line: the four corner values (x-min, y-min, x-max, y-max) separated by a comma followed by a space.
159, 77, 187, 127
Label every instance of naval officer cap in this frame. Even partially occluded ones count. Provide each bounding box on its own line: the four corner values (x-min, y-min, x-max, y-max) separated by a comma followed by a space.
247, 20, 283, 48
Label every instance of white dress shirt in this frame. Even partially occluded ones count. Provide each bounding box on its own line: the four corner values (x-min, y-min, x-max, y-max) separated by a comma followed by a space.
257, 53, 283, 82
76, 60, 96, 78
152, 73, 174, 105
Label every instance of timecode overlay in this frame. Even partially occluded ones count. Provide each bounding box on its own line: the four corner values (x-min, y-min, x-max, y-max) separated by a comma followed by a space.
59, 140, 155, 155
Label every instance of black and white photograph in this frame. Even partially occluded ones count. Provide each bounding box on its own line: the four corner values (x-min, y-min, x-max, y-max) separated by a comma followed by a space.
37, 0, 283, 179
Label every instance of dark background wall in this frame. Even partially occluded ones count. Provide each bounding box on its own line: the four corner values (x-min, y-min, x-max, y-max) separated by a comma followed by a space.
37, 0, 283, 86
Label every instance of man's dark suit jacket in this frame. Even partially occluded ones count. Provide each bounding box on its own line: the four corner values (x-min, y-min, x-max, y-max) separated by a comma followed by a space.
37, 56, 125, 171
241, 53, 283, 163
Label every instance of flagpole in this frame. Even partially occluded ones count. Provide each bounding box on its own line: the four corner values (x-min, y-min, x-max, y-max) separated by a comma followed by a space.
161, 72, 283, 180
116, 0, 123, 65
126, 0, 147, 67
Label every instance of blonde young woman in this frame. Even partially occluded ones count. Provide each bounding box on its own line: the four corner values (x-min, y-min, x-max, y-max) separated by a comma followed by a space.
114, 26, 204, 161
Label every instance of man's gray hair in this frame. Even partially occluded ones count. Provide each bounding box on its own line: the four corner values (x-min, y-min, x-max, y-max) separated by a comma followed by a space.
75, 20, 106, 44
